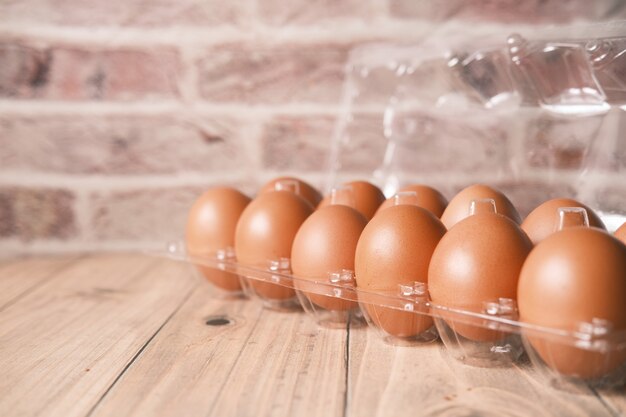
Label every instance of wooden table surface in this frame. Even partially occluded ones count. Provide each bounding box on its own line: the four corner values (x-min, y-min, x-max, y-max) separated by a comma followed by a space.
0, 253, 624, 417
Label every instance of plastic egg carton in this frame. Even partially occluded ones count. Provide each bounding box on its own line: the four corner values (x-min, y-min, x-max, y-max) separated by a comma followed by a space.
162, 240, 626, 390
159, 21, 626, 390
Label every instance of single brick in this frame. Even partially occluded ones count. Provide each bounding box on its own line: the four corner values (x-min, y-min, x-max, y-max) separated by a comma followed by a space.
258, 0, 374, 25
0, 115, 256, 175
261, 116, 335, 171
0, 42, 180, 100
197, 44, 348, 104
90, 187, 209, 241
0, 187, 76, 241
0, 0, 251, 27
388, 0, 624, 23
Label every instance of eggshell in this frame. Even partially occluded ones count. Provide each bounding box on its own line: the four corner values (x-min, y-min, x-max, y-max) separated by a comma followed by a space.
440, 184, 521, 229
429, 212, 533, 341
185, 187, 251, 291
318, 180, 385, 221
260, 177, 322, 208
355, 205, 446, 338
376, 184, 448, 217
235, 191, 313, 300
615, 222, 626, 245
518, 227, 626, 379
521, 198, 606, 245
291, 205, 368, 311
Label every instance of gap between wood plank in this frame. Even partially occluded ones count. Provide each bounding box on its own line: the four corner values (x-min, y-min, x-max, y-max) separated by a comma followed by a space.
204, 308, 266, 417
590, 386, 622, 417
0, 255, 84, 313
84, 283, 197, 417
342, 315, 351, 417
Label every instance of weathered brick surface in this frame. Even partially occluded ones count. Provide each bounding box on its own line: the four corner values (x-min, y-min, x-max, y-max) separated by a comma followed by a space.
0, 43, 180, 100
0, 115, 255, 175
0, 191, 14, 237
0, 44, 50, 98
389, 0, 625, 23
0, 0, 250, 27
0, 187, 76, 241
261, 113, 389, 173
197, 45, 348, 104
90, 187, 203, 241
261, 116, 334, 171
258, 0, 375, 26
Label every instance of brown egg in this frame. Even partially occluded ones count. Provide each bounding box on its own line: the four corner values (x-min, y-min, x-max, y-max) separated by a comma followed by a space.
260, 176, 322, 208
185, 187, 251, 291
318, 180, 385, 221
355, 205, 446, 338
377, 184, 448, 217
518, 227, 626, 379
615, 222, 626, 245
429, 212, 533, 341
440, 184, 521, 229
521, 198, 606, 245
235, 191, 313, 300
291, 205, 368, 311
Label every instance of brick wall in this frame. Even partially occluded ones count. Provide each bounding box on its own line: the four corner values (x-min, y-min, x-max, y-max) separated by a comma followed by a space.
1, 1, 625, 256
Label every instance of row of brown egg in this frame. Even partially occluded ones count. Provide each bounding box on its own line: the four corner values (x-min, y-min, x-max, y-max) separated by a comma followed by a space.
185, 177, 626, 382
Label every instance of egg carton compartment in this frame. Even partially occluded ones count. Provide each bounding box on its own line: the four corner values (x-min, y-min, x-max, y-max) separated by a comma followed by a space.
157, 241, 626, 389
294, 268, 365, 329
358, 282, 438, 346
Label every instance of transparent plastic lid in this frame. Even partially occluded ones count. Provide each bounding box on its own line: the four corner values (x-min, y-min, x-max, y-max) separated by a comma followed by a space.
325, 22, 626, 231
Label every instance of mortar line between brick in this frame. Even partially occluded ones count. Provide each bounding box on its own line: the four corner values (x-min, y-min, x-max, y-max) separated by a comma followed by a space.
1, 170, 621, 190
0, 20, 458, 47
0, 100, 359, 116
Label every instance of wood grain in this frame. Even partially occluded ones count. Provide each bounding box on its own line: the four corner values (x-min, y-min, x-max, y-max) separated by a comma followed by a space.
0, 255, 78, 310
207, 308, 347, 417
90, 283, 348, 417
0, 254, 197, 417
89, 287, 265, 417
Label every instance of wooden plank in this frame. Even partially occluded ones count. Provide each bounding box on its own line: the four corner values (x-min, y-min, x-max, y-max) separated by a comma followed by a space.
346, 325, 616, 417
207, 307, 347, 417
0, 254, 197, 417
88, 285, 264, 417
0, 255, 78, 310
90, 290, 348, 417
594, 387, 626, 417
